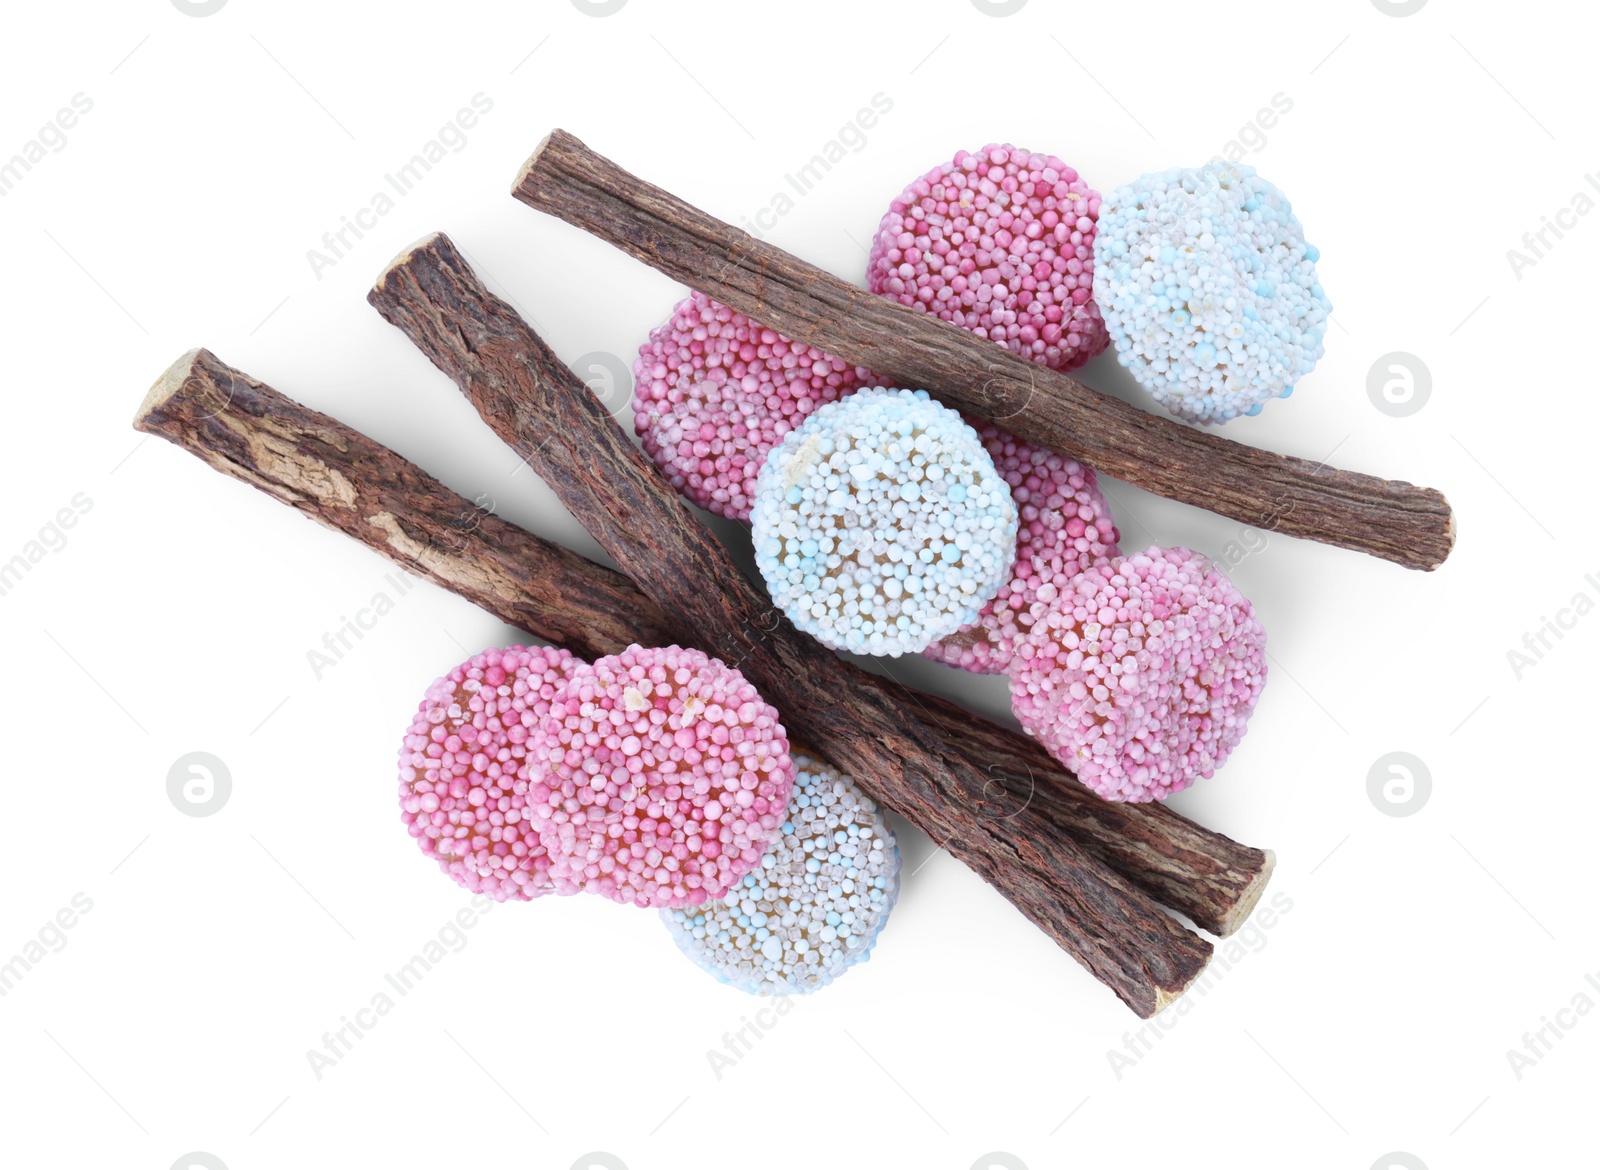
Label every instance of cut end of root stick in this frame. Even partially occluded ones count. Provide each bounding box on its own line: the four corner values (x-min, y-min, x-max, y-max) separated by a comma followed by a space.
135, 348, 207, 428
374, 232, 449, 292
511, 130, 559, 197
1149, 966, 1204, 1016
1214, 848, 1275, 937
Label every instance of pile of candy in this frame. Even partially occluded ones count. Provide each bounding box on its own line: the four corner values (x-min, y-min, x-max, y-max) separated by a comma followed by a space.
399, 643, 902, 994
397, 142, 1312, 994
625, 142, 1281, 801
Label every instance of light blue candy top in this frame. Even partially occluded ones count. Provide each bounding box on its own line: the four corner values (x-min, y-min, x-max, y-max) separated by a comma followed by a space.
661, 755, 901, 996
1093, 162, 1331, 425
749, 387, 1017, 657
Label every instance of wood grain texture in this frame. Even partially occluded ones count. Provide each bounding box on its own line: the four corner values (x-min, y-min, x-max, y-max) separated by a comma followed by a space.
511, 128, 1455, 572
134, 347, 1273, 939
133, 348, 675, 662
368, 233, 1215, 1015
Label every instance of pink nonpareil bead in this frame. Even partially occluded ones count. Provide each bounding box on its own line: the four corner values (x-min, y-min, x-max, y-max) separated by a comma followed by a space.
527, 644, 795, 908
632, 292, 880, 521
868, 144, 1110, 373
1008, 547, 1267, 803
396, 644, 587, 901
923, 418, 1121, 675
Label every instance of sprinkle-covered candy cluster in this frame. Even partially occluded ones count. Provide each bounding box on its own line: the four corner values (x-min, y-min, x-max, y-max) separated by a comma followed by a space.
869, 144, 1109, 371
399, 646, 905, 989
925, 419, 1120, 674
1093, 162, 1330, 424
398, 645, 585, 901
1009, 547, 1267, 802
633, 292, 878, 521
751, 388, 1018, 656
662, 754, 900, 995
528, 644, 795, 908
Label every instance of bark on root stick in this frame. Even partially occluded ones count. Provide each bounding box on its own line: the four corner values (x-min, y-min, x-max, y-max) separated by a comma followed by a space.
133, 347, 671, 661
510, 128, 1455, 572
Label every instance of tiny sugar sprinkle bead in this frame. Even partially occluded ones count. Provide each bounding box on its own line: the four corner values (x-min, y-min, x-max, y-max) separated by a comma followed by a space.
1093, 162, 1332, 424
397, 645, 586, 901
868, 143, 1110, 372
924, 418, 1121, 674
661, 753, 900, 994
1009, 547, 1268, 802
750, 388, 1018, 657
632, 292, 879, 520
527, 644, 795, 908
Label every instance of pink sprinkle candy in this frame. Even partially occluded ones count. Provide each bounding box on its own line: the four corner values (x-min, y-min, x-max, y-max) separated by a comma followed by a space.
528, 644, 795, 908
1008, 548, 1267, 802
868, 144, 1110, 372
397, 644, 587, 901
632, 292, 880, 521
924, 418, 1121, 674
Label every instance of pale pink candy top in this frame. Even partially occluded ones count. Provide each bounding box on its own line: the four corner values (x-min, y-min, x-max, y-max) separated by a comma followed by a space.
528, 644, 795, 908
1009, 548, 1267, 802
868, 143, 1110, 373
398, 644, 586, 900
632, 292, 878, 521
924, 418, 1120, 674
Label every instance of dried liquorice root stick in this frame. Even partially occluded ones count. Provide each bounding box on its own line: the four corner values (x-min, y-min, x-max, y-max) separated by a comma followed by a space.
133, 347, 1273, 938
873, 680, 1273, 937
133, 348, 674, 661
369, 233, 1213, 1015
511, 129, 1455, 572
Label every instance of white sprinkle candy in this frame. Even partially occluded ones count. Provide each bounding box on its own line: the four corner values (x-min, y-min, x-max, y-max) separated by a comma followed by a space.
661, 754, 901, 995
749, 387, 1018, 656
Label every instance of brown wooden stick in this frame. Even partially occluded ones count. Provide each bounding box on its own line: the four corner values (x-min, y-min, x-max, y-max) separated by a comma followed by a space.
511, 129, 1455, 572
133, 346, 1273, 938
368, 232, 1215, 1015
133, 349, 675, 662
881, 682, 1273, 937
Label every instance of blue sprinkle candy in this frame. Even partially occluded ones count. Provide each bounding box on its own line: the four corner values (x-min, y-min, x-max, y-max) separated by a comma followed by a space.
1093, 162, 1331, 425
749, 388, 1017, 657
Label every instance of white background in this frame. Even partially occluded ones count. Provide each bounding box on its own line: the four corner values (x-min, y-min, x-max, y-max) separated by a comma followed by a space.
0, 1, 1594, 1168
